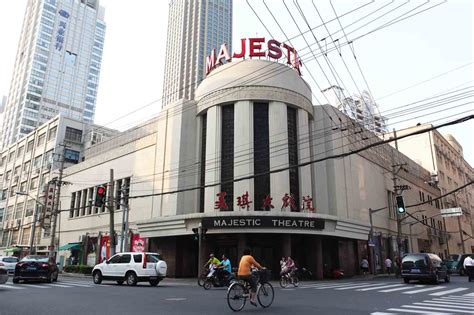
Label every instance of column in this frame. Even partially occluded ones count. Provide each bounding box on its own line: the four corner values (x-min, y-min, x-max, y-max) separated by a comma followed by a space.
297, 109, 313, 206
204, 106, 222, 213
314, 237, 323, 280
282, 234, 291, 257
269, 101, 289, 211
233, 101, 254, 211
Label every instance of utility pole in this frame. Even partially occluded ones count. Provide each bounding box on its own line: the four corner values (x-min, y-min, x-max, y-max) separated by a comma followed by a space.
29, 203, 40, 255
453, 193, 466, 253
198, 223, 202, 277
368, 208, 376, 275
49, 145, 66, 259
120, 184, 130, 252
391, 129, 407, 257
108, 169, 115, 256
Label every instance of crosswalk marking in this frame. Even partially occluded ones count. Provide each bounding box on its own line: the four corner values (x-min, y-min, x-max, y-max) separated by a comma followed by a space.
435, 296, 474, 303
427, 300, 474, 307
17, 284, 50, 289
357, 284, 404, 291
413, 302, 474, 310
378, 285, 424, 292
335, 283, 387, 290
60, 281, 94, 287
299, 282, 358, 289
463, 292, 474, 297
401, 286, 446, 294
387, 308, 451, 315
43, 283, 74, 288
0, 284, 24, 290
398, 304, 474, 314
313, 283, 369, 290
429, 287, 469, 296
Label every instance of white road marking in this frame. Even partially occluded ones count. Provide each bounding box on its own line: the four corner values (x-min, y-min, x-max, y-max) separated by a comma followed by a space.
165, 298, 187, 301
370, 312, 397, 315
0, 284, 24, 290
387, 308, 451, 315
398, 304, 474, 313
299, 282, 357, 289
427, 300, 474, 307
17, 284, 49, 289
429, 287, 469, 296
402, 286, 446, 294
437, 297, 474, 303
43, 283, 73, 288
59, 281, 94, 287
413, 302, 474, 310
463, 292, 474, 297
334, 283, 388, 290
357, 284, 404, 291
313, 283, 368, 290
378, 285, 425, 293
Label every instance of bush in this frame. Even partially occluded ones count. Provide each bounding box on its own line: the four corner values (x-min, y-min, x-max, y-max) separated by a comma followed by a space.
63, 265, 93, 274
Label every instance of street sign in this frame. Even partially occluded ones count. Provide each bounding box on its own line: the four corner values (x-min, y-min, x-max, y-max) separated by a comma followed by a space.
368, 239, 375, 247
440, 207, 462, 217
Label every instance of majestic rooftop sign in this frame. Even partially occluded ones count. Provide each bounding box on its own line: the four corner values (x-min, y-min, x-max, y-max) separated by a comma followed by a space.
205, 38, 302, 76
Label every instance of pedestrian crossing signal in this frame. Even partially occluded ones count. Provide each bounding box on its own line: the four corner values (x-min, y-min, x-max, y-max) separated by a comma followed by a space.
95, 185, 107, 207
396, 195, 406, 214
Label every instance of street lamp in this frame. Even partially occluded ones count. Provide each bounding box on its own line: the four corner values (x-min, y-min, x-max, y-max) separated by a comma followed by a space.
16, 191, 44, 255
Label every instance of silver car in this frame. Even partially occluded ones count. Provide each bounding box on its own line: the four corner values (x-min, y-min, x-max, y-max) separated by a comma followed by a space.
0, 256, 19, 274
0, 263, 8, 284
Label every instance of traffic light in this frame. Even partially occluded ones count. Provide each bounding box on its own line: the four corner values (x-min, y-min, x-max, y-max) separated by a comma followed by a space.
396, 195, 406, 214
192, 228, 199, 241
95, 185, 107, 207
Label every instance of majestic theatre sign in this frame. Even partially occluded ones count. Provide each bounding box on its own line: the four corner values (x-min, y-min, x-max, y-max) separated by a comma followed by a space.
205, 37, 302, 76
202, 216, 324, 230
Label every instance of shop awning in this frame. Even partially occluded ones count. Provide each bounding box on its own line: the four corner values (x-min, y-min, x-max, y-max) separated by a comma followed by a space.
4, 247, 22, 253
58, 242, 81, 251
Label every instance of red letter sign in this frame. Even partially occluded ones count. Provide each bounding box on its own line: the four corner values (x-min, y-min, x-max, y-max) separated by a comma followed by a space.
249, 37, 265, 57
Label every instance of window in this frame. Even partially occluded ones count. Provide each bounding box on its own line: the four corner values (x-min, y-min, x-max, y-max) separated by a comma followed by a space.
30, 177, 38, 190
15, 202, 24, 219
1, 189, 7, 200
17, 146, 24, 158
65, 127, 83, 142
20, 181, 27, 193
5, 171, 11, 181
48, 126, 57, 141
0, 156, 5, 166
34, 155, 43, 169
6, 205, 14, 221
8, 151, 15, 163
133, 254, 142, 263
10, 186, 17, 197
25, 200, 35, 217
27, 140, 34, 152
37, 133, 46, 146
65, 51, 77, 65
64, 149, 80, 164
118, 254, 131, 264
44, 150, 53, 168
108, 255, 121, 264
70, 192, 76, 218
0, 208, 3, 223
23, 161, 31, 174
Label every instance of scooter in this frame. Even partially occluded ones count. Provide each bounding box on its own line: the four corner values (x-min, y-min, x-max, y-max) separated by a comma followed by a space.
203, 267, 235, 290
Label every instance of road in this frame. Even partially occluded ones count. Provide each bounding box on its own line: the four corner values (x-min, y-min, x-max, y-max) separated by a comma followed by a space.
0, 275, 473, 315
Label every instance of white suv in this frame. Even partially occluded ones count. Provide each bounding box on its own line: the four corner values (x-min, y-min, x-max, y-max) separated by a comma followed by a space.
92, 252, 167, 286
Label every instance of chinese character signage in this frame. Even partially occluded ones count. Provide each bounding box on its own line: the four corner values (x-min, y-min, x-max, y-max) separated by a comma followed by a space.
131, 234, 146, 252
55, 9, 69, 51
214, 192, 228, 210
237, 191, 252, 210
41, 182, 56, 230
99, 235, 110, 263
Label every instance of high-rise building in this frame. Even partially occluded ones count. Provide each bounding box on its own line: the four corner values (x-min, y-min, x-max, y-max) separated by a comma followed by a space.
323, 86, 387, 134
161, 0, 232, 107
0, 0, 106, 149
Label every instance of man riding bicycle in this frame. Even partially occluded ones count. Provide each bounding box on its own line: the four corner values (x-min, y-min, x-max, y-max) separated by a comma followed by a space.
238, 248, 263, 307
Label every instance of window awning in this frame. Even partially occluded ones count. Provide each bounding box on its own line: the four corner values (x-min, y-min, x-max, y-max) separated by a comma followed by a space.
4, 247, 23, 253
58, 242, 82, 251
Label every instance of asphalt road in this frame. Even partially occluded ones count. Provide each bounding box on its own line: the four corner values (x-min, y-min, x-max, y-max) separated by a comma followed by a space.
0, 275, 473, 315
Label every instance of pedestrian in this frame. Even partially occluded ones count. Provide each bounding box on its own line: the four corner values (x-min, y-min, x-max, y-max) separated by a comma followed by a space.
360, 257, 369, 275
395, 256, 402, 278
463, 254, 474, 282
384, 257, 392, 275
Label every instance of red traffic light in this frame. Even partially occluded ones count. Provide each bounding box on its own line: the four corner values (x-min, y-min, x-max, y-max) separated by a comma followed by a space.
97, 187, 106, 194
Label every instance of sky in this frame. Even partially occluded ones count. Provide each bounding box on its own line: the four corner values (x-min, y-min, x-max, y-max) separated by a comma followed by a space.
0, 0, 472, 165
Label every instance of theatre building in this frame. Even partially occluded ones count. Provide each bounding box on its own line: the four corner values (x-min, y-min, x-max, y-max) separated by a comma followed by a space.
57, 58, 444, 278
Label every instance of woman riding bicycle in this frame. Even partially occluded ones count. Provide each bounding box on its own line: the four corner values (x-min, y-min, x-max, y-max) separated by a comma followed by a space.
238, 248, 263, 307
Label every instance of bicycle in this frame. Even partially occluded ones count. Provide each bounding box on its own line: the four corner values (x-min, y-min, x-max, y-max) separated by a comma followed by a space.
227, 269, 274, 312
279, 269, 299, 288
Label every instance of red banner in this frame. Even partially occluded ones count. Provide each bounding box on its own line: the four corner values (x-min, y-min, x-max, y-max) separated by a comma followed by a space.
131, 234, 146, 253
99, 236, 110, 262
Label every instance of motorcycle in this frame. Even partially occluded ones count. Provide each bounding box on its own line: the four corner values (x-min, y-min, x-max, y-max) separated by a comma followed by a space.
203, 267, 235, 290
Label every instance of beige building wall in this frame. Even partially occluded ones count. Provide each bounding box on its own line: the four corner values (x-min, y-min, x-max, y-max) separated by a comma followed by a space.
386, 124, 474, 254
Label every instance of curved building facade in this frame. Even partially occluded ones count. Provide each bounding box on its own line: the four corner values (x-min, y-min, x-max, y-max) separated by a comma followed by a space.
54, 59, 445, 278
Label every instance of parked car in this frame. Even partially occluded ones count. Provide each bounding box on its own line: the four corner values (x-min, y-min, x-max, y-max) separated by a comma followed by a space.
0, 262, 8, 284
445, 254, 471, 275
92, 252, 167, 286
401, 253, 449, 284
0, 256, 19, 274
13, 255, 59, 283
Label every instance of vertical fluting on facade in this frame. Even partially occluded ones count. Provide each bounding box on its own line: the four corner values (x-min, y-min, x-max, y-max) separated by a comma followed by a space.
204, 106, 222, 212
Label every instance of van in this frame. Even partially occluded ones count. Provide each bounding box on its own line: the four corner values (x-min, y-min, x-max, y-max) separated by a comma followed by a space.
401, 253, 449, 284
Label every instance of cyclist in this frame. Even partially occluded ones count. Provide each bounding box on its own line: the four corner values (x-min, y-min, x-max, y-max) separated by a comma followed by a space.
238, 248, 263, 307
216, 254, 232, 285
204, 253, 221, 277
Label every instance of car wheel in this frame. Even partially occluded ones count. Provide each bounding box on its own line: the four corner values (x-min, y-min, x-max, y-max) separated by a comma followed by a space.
126, 272, 138, 286
12, 278, 19, 284
53, 271, 58, 282
93, 271, 102, 284
403, 278, 409, 284
444, 274, 450, 283
46, 273, 53, 283
149, 279, 159, 287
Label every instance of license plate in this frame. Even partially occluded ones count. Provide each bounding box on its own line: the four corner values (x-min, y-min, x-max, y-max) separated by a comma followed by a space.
149, 277, 157, 280
27, 267, 37, 271
411, 269, 420, 273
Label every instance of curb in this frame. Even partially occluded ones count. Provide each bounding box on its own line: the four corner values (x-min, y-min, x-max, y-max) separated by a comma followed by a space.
60, 272, 92, 278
